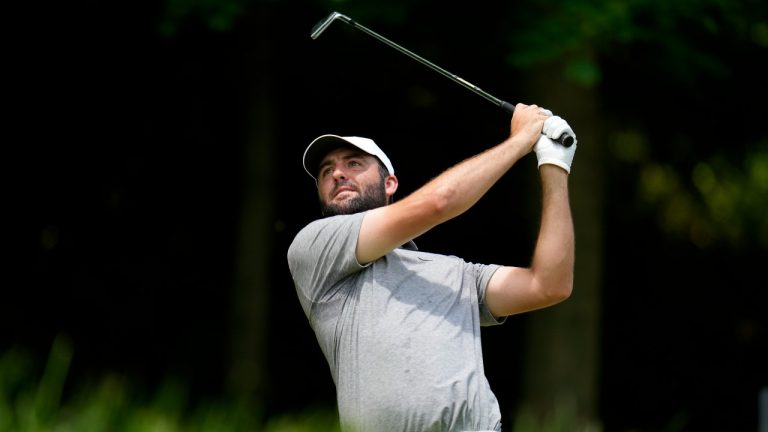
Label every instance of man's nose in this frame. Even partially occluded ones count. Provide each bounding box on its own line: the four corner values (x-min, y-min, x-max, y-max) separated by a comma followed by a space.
332, 165, 347, 180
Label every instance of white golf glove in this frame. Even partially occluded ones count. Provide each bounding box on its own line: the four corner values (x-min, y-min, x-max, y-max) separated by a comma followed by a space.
534, 114, 578, 173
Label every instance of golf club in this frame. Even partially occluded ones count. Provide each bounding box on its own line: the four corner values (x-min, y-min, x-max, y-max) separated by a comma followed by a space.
311, 11, 575, 147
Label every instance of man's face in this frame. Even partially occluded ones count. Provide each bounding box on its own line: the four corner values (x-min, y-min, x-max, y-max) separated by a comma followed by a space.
316, 147, 390, 217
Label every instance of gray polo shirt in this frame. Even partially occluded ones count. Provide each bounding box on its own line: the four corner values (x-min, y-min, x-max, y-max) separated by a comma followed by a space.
287, 212, 504, 431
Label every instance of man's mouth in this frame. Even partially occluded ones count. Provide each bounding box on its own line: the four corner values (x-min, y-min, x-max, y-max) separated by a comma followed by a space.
333, 185, 356, 198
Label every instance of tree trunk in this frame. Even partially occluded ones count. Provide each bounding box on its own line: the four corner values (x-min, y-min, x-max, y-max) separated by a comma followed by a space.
520, 52, 604, 426
228, 6, 276, 403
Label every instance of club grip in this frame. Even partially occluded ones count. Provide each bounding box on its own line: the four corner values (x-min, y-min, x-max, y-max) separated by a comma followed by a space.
500, 101, 516, 113
499, 100, 574, 147
554, 133, 575, 147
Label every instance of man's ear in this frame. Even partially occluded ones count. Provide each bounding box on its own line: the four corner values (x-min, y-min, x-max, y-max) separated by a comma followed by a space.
384, 175, 398, 198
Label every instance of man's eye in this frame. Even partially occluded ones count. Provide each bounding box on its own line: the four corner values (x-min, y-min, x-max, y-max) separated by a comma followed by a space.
349, 160, 362, 167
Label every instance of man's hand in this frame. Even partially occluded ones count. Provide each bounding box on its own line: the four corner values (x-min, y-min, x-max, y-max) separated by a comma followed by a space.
509, 103, 549, 154
534, 115, 578, 173
542, 115, 576, 144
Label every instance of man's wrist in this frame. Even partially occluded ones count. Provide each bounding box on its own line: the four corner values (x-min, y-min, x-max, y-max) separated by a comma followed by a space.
540, 164, 570, 182
503, 135, 535, 159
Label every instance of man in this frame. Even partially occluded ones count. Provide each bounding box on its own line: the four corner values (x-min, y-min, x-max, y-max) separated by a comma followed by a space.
287, 103, 577, 431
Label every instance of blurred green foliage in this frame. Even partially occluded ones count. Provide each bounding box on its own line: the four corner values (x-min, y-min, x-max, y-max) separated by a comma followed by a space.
505, 0, 751, 86
159, 0, 247, 35
2, 338, 611, 431
513, 398, 603, 432
0, 337, 340, 432
612, 131, 768, 247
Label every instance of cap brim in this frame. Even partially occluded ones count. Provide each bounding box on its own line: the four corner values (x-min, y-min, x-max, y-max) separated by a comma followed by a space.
303, 135, 359, 179
303, 134, 395, 181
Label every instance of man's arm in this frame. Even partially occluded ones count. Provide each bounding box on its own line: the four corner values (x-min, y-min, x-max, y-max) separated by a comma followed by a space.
484, 164, 574, 317
355, 104, 548, 264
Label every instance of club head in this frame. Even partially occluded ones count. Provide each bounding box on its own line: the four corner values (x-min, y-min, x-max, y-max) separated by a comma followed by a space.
311, 11, 351, 39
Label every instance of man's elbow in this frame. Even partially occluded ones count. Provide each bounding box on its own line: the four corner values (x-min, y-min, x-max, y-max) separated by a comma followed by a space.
541, 279, 573, 305
555, 281, 573, 302
429, 185, 458, 216
533, 260, 574, 305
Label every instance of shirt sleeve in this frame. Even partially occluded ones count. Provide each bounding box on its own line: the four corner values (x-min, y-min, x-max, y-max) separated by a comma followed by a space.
475, 263, 507, 327
287, 213, 368, 316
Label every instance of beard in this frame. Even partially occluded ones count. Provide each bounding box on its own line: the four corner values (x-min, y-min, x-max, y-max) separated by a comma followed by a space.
320, 178, 388, 217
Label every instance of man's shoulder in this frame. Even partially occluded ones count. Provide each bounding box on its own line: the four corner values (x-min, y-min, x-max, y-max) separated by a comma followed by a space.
288, 213, 366, 259
287, 213, 369, 301
294, 213, 364, 238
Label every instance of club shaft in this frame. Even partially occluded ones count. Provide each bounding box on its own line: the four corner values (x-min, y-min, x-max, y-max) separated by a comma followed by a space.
314, 12, 575, 147
346, 19, 507, 109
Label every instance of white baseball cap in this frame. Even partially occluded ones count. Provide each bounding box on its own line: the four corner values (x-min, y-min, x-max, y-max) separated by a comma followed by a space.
303, 134, 395, 180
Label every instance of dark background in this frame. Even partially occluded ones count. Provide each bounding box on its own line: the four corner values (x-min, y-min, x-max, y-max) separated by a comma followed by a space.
5, 0, 767, 431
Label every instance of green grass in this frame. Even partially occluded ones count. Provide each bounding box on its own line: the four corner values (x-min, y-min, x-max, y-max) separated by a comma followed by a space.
512, 400, 603, 432
3, 335, 609, 432
0, 336, 340, 432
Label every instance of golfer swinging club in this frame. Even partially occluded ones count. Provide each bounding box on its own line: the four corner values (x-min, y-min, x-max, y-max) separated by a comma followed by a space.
287, 103, 577, 431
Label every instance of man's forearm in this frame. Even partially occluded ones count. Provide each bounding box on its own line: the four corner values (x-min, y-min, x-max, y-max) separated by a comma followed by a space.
356, 104, 547, 264
397, 104, 548, 226
407, 135, 531, 224
530, 165, 574, 298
